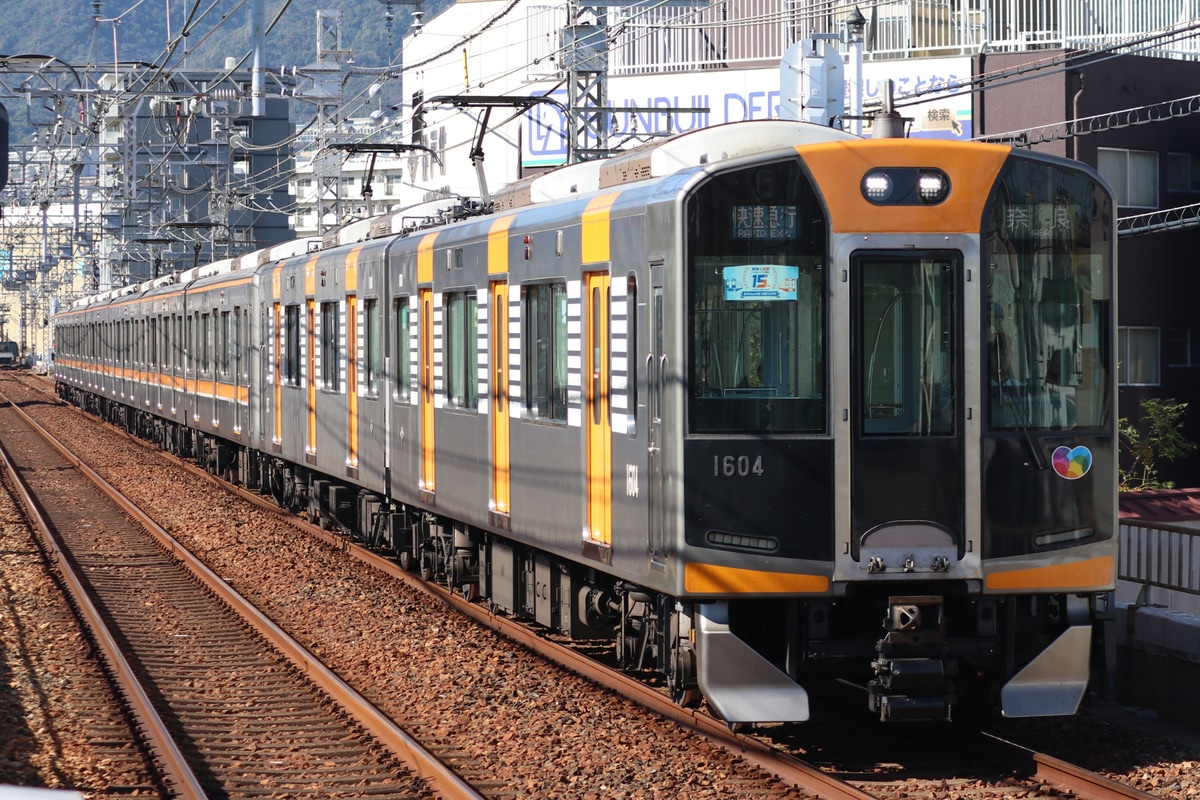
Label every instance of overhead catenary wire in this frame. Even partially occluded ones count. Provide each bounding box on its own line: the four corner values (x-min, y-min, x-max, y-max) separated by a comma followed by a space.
10, 0, 1200, 275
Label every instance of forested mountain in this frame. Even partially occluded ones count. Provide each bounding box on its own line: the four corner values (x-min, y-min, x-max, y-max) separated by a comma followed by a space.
0, 0, 437, 79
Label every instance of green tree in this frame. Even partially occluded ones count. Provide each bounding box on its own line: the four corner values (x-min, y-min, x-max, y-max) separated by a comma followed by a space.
1119, 397, 1198, 491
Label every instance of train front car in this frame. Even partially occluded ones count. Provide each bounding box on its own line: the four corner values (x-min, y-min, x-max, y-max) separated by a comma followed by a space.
674, 138, 1115, 723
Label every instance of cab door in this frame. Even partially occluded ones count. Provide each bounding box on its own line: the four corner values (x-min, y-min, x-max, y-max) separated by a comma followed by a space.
850, 252, 964, 560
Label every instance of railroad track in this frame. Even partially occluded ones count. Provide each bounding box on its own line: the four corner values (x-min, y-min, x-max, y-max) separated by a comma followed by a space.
5, 372, 1177, 800
0, 381, 480, 799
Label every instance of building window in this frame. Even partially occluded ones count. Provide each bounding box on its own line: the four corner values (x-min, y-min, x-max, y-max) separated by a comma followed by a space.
1166, 327, 1199, 367
445, 290, 479, 409
1119, 327, 1160, 386
1167, 153, 1200, 193
365, 298, 381, 397
523, 282, 568, 421
1097, 148, 1158, 208
393, 298, 411, 401
321, 301, 341, 391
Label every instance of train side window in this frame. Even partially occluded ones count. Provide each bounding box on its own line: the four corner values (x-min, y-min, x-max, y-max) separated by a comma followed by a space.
522, 282, 568, 422
235, 307, 246, 381
393, 297, 412, 402
365, 298, 381, 397
220, 310, 231, 377
284, 304, 301, 387
445, 290, 479, 410
187, 314, 196, 375
627, 273, 638, 437
203, 312, 213, 376
320, 300, 341, 392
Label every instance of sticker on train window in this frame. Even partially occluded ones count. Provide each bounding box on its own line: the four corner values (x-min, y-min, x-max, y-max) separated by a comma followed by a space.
730, 205, 798, 240
722, 265, 799, 302
1052, 445, 1092, 479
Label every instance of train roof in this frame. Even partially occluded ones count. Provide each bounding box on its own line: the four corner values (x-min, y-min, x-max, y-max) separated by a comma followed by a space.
65, 120, 859, 313
494, 119, 857, 211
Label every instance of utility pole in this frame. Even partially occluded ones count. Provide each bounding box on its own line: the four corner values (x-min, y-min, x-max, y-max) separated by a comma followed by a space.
296, 10, 350, 235
563, 3, 609, 162
561, 0, 710, 163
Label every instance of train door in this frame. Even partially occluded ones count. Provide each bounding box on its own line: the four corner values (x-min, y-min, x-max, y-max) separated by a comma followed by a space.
850, 251, 964, 559
419, 287, 435, 495
347, 293, 359, 470
210, 308, 219, 429
647, 276, 666, 567
490, 280, 510, 517
307, 298, 317, 456
585, 271, 612, 550
188, 310, 199, 424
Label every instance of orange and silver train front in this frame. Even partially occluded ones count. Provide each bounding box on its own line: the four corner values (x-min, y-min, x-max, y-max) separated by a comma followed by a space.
679, 138, 1116, 722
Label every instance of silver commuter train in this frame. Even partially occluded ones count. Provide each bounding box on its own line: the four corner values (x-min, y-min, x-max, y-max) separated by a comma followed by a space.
55, 119, 1117, 723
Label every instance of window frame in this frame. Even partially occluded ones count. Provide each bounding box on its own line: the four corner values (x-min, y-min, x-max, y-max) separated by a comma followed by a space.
444, 289, 479, 410
284, 304, 302, 387
320, 300, 341, 392
1097, 147, 1159, 209
1167, 153, 1200, 194
522, 281, 568, 423
1166, 327, 1199, 368
364, 297, 381, 397
392, 297, 412, 402
1118, 326, 1161, 387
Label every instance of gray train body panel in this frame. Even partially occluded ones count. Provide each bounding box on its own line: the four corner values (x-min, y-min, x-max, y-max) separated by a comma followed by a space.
52, 121, 1120, 726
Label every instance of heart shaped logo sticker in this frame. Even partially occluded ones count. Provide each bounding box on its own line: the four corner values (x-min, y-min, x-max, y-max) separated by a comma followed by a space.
1051, 445, 1092, 480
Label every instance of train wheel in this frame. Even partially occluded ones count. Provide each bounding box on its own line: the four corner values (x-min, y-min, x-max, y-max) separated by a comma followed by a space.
397, 551, 412, 571
669, 647, 700, 707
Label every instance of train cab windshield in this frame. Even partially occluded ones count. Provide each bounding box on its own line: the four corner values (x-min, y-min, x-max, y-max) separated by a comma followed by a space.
686, 160, 827, 434
984, 157, 1113, 432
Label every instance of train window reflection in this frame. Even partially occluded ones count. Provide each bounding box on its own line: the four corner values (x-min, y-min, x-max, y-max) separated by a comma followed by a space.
985, 159, 1113, 431
857, 256, 957, 436
687, 160, 826, 434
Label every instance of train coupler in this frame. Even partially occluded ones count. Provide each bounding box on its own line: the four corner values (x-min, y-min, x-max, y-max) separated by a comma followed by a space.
868, 595, 955, 721
868, 657, 957, 721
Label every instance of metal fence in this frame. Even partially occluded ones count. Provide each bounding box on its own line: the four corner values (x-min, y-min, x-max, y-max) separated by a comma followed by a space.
1119, 520, 1200, 597
527, 0, 1200, 76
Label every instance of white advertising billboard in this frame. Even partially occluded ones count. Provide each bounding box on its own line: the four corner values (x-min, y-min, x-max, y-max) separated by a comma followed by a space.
521, 57, 973, 168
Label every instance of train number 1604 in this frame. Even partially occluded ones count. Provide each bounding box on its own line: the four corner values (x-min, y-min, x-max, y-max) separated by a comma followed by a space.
713, 454, 765, 477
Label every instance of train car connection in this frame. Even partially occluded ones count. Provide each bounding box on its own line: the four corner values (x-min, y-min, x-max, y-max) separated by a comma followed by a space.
53, 119, 1116, 723
0, 340, 19, 368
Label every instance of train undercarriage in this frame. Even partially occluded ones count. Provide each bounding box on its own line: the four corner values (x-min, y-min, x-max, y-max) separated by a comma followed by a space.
61, 384, 1108, 725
